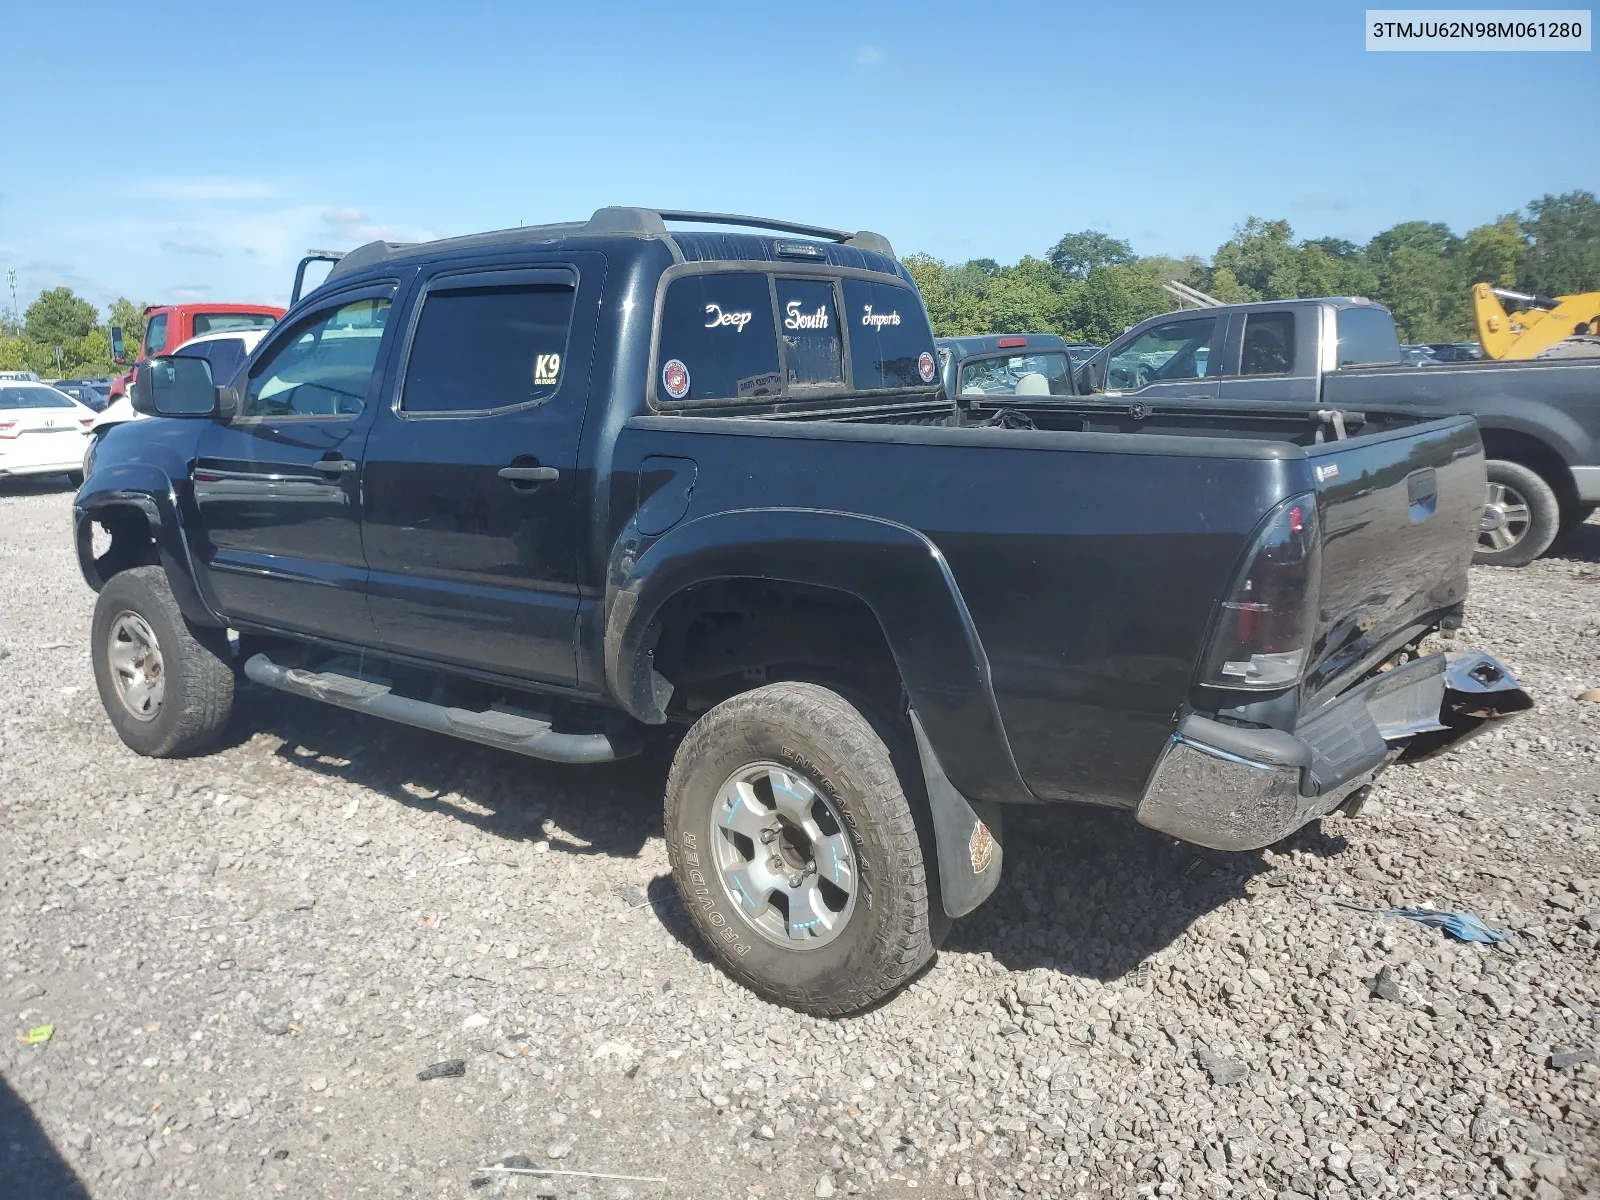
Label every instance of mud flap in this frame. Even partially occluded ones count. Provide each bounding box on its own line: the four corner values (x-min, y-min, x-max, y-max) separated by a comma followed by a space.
909, 710, 1003, 919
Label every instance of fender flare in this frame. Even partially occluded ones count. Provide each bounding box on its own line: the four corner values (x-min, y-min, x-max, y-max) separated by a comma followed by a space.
603, 507, 1032, 810
74, 468, 221, 627
1474, 406, 1592, 479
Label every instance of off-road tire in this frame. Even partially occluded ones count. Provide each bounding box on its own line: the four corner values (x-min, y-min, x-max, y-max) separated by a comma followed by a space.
665, 682, 939, 1015
1474, 459, 1559, 568
91, 566, 234, 757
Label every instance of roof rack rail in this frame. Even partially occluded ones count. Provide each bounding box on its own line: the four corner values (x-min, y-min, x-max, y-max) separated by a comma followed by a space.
582, 208, 894, 257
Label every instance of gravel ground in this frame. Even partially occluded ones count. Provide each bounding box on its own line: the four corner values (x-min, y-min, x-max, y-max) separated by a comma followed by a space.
2, 477, 1597, 1200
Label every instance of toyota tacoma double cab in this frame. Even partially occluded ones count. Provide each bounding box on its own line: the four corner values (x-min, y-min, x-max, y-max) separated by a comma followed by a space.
1077, 298, 1600, 566
76, 208, 1529, 1014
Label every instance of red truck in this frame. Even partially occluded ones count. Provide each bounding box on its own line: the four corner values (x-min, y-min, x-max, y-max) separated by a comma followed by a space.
109, 302, 284, 401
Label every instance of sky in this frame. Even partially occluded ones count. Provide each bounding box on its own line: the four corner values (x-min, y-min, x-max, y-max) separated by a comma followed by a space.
3, 0, 1597, 314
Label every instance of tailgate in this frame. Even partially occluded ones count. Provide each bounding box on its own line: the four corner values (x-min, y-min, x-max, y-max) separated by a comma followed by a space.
1301, 415, 1482, 710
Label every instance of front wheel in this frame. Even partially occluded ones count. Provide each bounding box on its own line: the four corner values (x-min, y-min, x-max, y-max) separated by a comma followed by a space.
664, 682, 939, 1015
91, 566, 235, 757
1474, 460, 1559, 567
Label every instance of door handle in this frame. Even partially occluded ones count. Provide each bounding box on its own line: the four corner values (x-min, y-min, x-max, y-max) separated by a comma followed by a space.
311, 459, 356, 474
498, 465, 560, 483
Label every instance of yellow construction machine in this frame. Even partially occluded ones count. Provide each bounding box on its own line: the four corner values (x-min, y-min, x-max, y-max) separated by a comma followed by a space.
1472, 282, 1600, 359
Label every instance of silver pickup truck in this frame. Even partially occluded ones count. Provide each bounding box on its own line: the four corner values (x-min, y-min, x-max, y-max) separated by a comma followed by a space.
1078, 298, 1600, 566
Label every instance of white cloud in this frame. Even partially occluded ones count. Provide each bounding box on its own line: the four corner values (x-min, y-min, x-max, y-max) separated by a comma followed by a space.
855, 45, 882, 66
321, 206, 367, 225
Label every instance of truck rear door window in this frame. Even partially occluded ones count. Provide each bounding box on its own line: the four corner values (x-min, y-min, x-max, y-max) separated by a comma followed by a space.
658, 272, 780, 402
1239, 312, 1295, 375
842, 279, 936, 390
776, 278, 842, 388
402, 280, 576, 414
1336, 306, 1402, 367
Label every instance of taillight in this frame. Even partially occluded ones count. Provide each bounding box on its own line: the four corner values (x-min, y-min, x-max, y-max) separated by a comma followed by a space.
997, 337, 1027, 348
78, 415, 95, 427
1200, 493, 1322, 690
0, 420, 18, 439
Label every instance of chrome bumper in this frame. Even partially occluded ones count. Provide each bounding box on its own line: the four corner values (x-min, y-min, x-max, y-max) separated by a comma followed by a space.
1137, 651, 1530, 851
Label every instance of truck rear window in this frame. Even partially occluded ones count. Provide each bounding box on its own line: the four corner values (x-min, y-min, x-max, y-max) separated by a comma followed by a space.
192, 312, 278, 336
658, 273, 781, 402
842, 279, 936, 390
777, 278, 842, 388
657, 270, 936, 405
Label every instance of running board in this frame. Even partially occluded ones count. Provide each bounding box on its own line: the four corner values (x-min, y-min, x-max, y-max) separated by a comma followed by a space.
242, 653, 640, 764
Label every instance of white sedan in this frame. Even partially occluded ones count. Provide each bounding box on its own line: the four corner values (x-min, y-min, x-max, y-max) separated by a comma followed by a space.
0, 382, 97, 485
86, 328, 267, 476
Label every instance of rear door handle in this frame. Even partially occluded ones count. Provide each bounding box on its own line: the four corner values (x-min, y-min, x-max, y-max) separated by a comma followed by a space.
498, 466, 561, 483
311, 459, 356, 475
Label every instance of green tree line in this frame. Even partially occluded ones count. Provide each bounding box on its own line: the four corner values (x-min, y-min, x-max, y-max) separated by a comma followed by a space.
905, 190, 1600, 344
0, 291, 146, 377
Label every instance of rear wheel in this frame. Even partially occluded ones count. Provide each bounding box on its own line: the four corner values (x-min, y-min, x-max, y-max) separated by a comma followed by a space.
1474, 460, 1559, 567
664, 682, 939, 1015
91, 566, 234, 757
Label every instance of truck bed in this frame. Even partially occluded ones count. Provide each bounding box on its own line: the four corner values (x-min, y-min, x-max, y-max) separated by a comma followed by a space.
616, 402, 1482, 808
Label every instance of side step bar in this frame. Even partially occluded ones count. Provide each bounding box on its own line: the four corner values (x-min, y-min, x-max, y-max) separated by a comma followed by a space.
242, 653, 640, 764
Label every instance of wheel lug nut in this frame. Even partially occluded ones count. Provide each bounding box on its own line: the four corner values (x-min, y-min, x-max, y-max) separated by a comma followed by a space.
759, 829, 777, 843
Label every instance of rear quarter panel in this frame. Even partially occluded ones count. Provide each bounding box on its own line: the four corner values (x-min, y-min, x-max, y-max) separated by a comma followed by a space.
1301, 417, 1481, 712
612, 418, 1304, 807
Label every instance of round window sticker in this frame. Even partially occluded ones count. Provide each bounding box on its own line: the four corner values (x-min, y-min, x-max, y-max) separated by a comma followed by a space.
918, 350, 937, 384
662, 359, 690, 400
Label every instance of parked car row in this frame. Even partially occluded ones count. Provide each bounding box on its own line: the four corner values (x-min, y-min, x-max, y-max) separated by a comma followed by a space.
72, 207, 1532, 1016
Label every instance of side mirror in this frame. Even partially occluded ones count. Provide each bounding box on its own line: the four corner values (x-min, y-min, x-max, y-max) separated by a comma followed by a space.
110, 326, 127, 365
136, 354, 218, 418
1079, 357, 1105, 393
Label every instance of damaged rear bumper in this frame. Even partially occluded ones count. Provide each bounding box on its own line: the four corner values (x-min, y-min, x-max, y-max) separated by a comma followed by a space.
1136, 650, 1531, 851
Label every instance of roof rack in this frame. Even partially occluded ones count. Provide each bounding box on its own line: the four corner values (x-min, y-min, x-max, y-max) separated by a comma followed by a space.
582, 207, 894, 257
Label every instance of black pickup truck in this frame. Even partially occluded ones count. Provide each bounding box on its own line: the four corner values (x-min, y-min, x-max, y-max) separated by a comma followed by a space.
76, 209, 1529, 1014
1078, 298, 1600, 566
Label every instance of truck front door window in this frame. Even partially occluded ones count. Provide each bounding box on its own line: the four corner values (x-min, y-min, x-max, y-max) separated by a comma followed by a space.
243, 298, 391, 419
658, 272, 780, 402
1107, 318, 1215, 390
143, 314, 168, 357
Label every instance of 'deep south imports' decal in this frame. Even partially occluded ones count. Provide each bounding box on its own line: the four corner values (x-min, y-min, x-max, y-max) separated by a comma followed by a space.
784, 300, 830, 331
918, 351, 937, 383
662, 359, 691, 399
861, 305, 901, 329
704, 304, 753, 332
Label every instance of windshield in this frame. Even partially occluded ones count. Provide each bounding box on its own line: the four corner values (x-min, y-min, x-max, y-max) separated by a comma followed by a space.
0, 385, 77, 409
957, 351, 1073, 397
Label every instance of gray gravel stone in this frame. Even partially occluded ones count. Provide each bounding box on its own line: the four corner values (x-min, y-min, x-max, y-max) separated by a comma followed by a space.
2, 488, 1598, 1199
